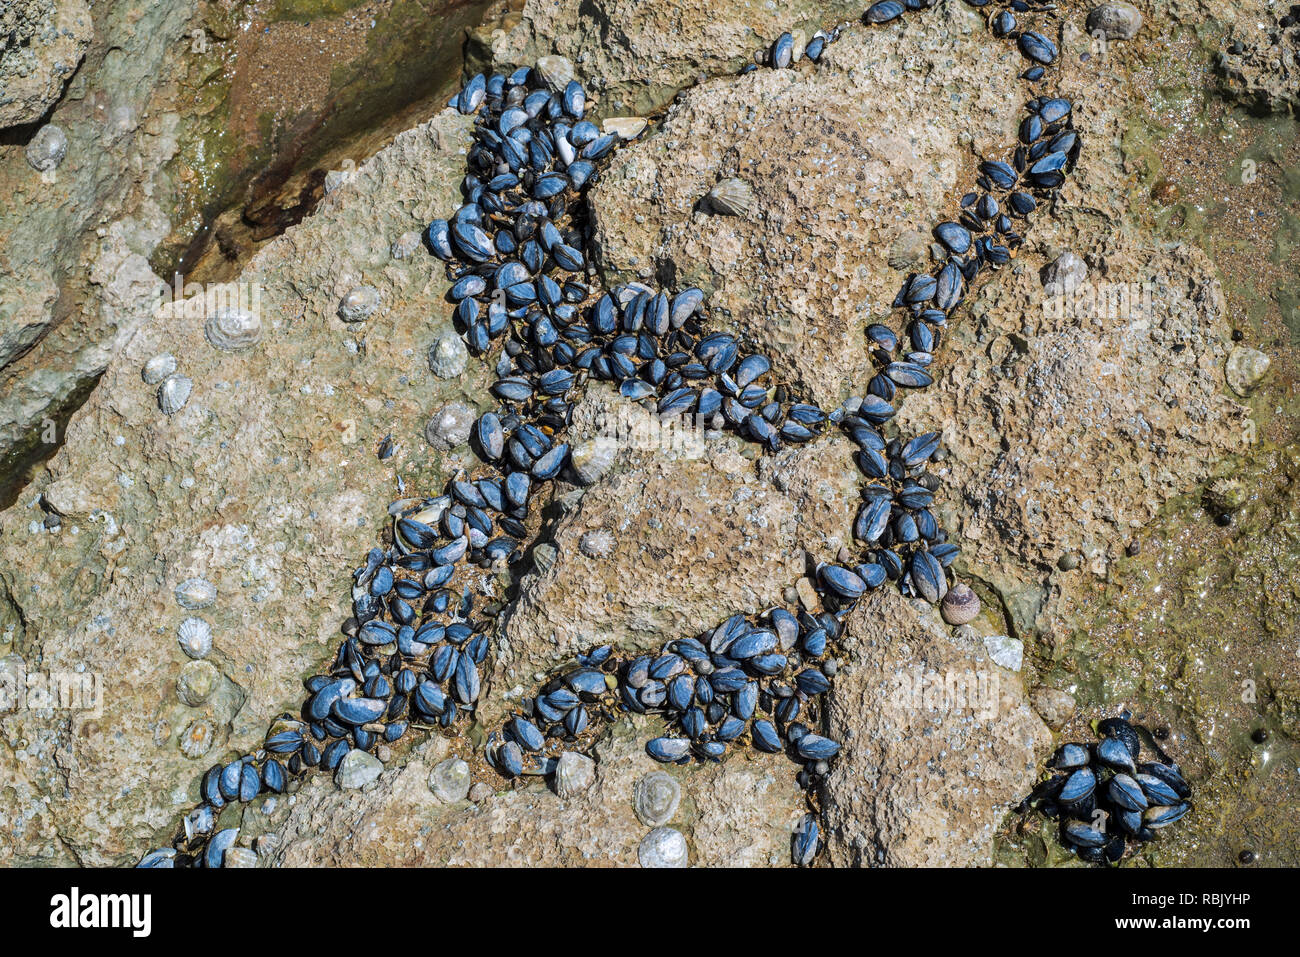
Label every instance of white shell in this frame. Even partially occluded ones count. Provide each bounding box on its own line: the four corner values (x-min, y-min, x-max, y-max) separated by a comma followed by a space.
175, 576, 217, 610
391, 231, 421, 259
706, 178, 755, 216
338, 286, 380, 323
177, 616, 213, 658
428, 328, 468, 378
535, 54, 575, 92
578, 528, 616, 559
179, 718, 216, 758
158, 373, 193, 415
141, 354, 177, 385
602, 116, 648, 140
424, 402, 475, 450
204, 307, 262, 351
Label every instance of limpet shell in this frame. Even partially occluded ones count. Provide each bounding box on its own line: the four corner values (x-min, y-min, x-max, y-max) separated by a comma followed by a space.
338, 286, 380, 323
391, 230, 421, 259
706, 178, 754, 216
141, 354, 177, 385
424, 402, 476, 450
179, 718, 216, 758
428, 328, 468, 378
175, 577, 217, 610
158, 373, 193, 415
176, 659, 220, 707
204, 307, 262, 351
535, 54, 575, 92
25, 124, 67, 172
177, 616, 213, 659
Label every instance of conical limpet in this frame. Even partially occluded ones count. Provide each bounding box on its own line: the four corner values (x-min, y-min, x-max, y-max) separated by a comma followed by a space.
391, 231, 421, 259
142, 354, 177, 385
177, 616, 213, 658
578, 528, 616, 559
175, 577, 217, 610
158, 374, 193, 415
705, 178, 755, 216
338, 286, 380, 323
204, 307, 262, 350
428, 328, 468, 378
535, 54, 574, 92
176, 660, 220, 707
180, 718, 216, 758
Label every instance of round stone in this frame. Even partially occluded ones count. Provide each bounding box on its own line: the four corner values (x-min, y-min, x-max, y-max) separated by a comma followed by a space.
428, 328, 468, 378
176, 660, 220, 707
633, 770, 681, 826
637, 826, 688, 868
25, 124, 67, 172
336, 748, 384, 789
338, 286, 381, 323
429, 757, 472, 803
1086, 3, 1143, 40
554, 751, 595, 799
424, 402, 476, 450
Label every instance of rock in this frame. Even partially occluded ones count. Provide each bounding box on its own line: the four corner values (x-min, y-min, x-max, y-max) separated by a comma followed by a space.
590, 4, 1023, 407
0, 1, 93, 128
1031, 686, 1076, 730
554, 751, 596, 798
336, 749, 384, 790
638, 826, 689, 868
1041, 250, 1088, 296
1225, 346, 1270, 396
1086, 3, 1143, 40
984, 634, 1023, 672
633, 770, 681, 826
24, 124, 68, 172
428, 758, 471, 803
424, 403, 476, 450
822, 590, 1051, 866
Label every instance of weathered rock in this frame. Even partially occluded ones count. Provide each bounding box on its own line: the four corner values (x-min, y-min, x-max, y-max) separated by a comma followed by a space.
267, 721, 801, 866
0, 0, 93, 128
822, 590, 1051, 866
590, 3, 1023, 407
485, 0, 867, 116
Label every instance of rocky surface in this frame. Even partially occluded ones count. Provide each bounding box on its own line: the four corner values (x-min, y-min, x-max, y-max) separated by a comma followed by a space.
822, 590, 1051, 867
480, 0, 868, 117
0, 0, 93, 128
1217, 6, 1300, 114
0, 0, 1259, 867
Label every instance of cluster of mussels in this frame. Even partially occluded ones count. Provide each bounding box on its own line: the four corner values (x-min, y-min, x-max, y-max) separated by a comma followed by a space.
141, 0, 1114, 869
1021, 715, 1194, 864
